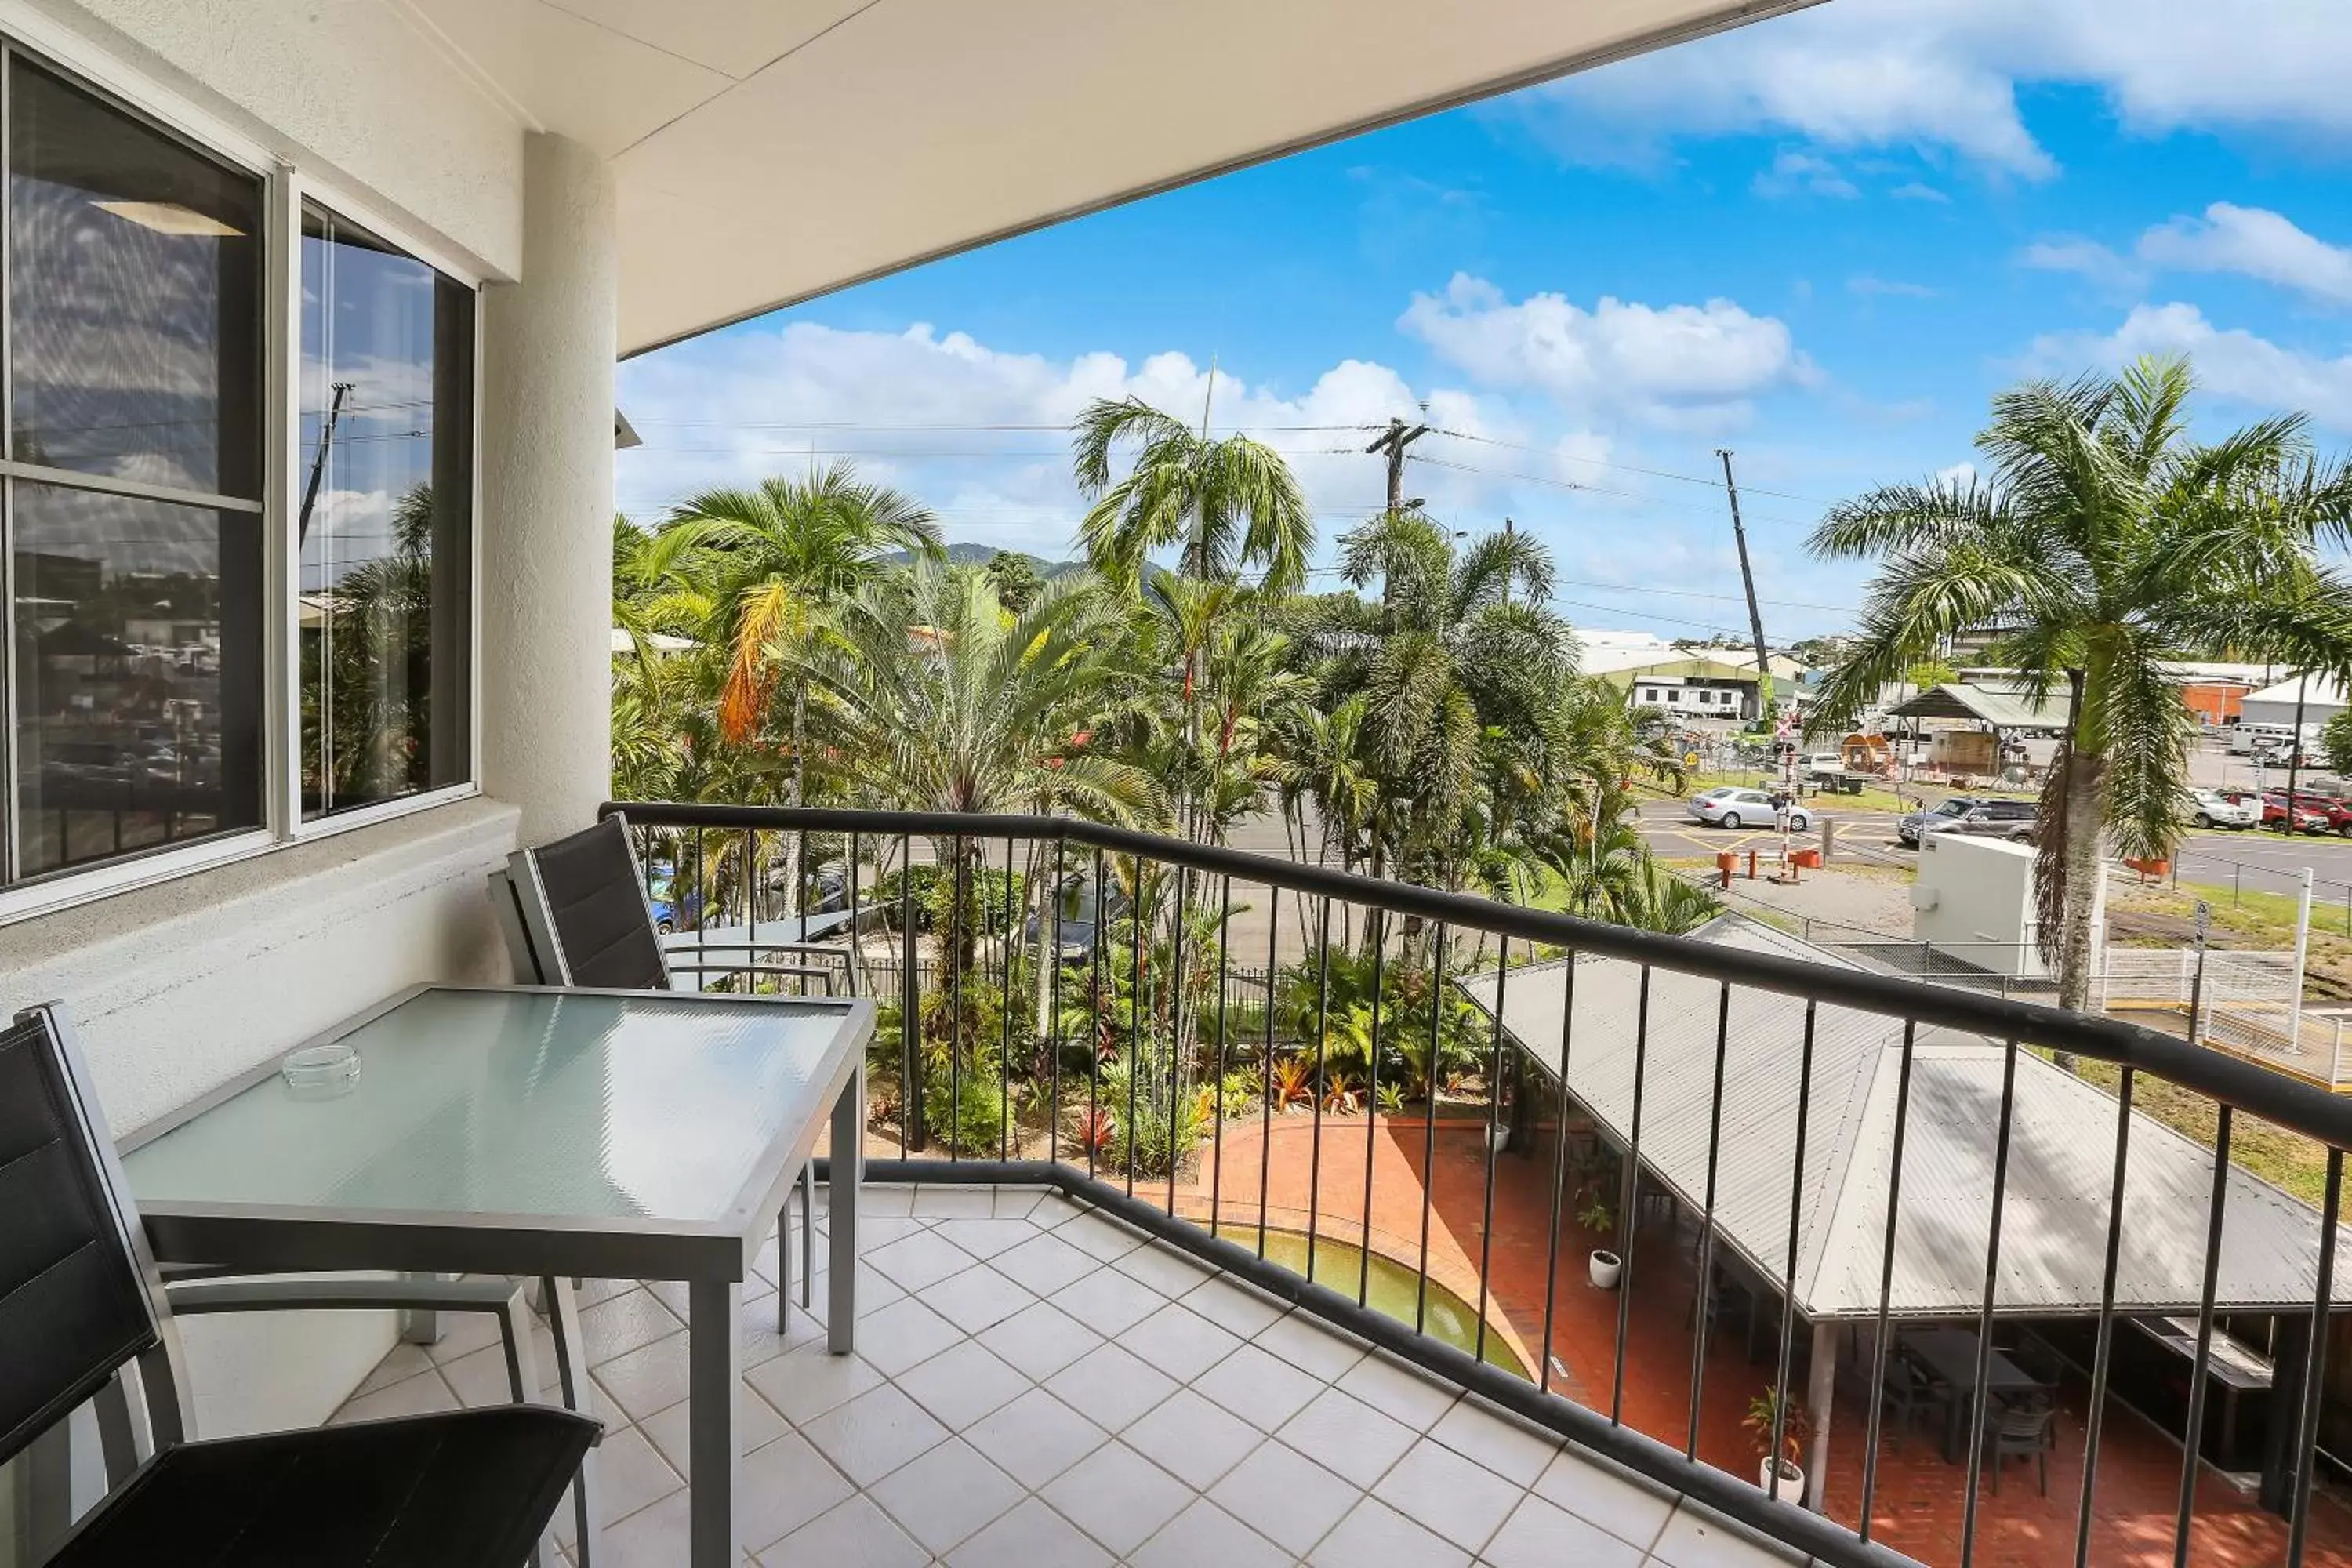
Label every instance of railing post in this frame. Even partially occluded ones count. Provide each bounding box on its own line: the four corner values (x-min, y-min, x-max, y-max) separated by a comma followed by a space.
901, 834, 923, 1154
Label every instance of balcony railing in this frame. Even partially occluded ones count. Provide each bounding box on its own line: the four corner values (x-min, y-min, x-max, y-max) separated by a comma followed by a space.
604, 800, 2352, 1568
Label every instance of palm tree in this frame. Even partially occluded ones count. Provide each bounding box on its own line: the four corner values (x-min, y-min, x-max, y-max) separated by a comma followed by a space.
804, 564, 1152, 824
1313, 510, 1573, 891
649, 466, 942, 746
1071, 397, 1313, 594
1808, 355, 2352, 1022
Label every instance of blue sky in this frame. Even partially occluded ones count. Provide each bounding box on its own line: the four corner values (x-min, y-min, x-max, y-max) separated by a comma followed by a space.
615, 0, 2352, 644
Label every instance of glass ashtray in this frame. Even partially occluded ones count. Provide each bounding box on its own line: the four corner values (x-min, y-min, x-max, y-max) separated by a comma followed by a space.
281, 1040, 361, 1099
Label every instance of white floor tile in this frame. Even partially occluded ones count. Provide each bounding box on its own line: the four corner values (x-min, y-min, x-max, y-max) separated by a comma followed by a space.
797, 1383, 950, 1487
1337, 1350, 1460, 1432
1123, 1387, 1262, 1490
895, 1338, 1032, 1430
1194, 1340, 1328, 1431
1040, 1441, 1193, 1556
759, 1494, 927, 1568
948, 1495, 1112, 1568
1308, 1495, 1472, 1568
851, 1294, 965, 1376
738, 1428, 857, 1552
866, 1436, 1025, 1553
745, 1344, 885, 1425
1043, 1341, 1178, 1432
1482, 1492, 1647, 1568
1531, 1447, 1677, 1551
1428, 1396, 1562, 1487
1374, 1437, 1524, 1553
1123, 1302, 1242, 1381
967, 1388, 1108, 1489
1277, 1385, 1418, 1489
1130, 1498, 1291, 1568
978, 1298, 1101, 1379
1207, 1438, 1363, 1556
924, 1263, 1037, 1334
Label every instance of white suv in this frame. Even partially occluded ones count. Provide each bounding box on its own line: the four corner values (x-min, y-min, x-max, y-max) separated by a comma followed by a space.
2182, 788, 2258, 829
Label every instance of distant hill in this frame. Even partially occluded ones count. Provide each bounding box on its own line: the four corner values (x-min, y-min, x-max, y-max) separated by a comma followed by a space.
886, 543, 1080, 574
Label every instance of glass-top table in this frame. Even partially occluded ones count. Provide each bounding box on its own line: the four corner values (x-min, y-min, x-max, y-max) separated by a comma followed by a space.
121, 983, 872, 1568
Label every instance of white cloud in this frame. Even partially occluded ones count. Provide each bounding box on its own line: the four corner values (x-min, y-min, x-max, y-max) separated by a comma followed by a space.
1396, 274, 1804, 425
2031, 302, 2352, 430
1752, 150, 1859, 199
615, 318, 1563, 557
2136, 203, 2352, 305
1499, 0, 2352, 182
1890, 182, 1952, 204
1934, 462, 1980, 490
2018, 238, 2146, 292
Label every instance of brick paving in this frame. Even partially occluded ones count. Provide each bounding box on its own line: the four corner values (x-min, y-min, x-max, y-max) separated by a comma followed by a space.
1174, 1111, 2352, 1568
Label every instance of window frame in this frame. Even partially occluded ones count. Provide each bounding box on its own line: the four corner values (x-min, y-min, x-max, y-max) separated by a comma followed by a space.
0, 15, 483, 928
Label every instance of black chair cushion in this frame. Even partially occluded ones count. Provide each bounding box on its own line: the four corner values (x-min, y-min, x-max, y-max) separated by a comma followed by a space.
49, 1406, 598, 1568
0, 1014, 156, 1472
527, 816, 669, 990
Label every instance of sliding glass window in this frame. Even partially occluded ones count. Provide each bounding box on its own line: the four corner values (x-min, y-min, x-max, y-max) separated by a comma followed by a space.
298, 204, 472, 819
5, 56, 263, 884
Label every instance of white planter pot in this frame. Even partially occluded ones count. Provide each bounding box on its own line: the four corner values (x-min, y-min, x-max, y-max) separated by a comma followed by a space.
1588, 1249, 1622, 1290
1759, 1457, 1805, 1504
1487, 1123, 1511, 1153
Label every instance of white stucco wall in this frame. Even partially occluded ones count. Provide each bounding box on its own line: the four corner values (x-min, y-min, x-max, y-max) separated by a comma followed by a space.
20, 0, 524, 278
0, 799, 524, 1440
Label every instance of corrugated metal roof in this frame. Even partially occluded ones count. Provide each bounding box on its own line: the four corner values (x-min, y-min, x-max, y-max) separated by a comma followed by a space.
1882, 681, 2070, 729
1457, 916, 2351, 1319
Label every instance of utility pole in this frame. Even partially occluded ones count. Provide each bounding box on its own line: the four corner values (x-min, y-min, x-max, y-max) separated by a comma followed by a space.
1717, 448, 1774, 720
1366, 415, 1431, 515
2283, 672, 2310, 835
1501, 517, 1515, 609
297, 379, 354, 546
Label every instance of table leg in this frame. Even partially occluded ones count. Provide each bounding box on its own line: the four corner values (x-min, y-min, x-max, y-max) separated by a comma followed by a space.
829, 1064, 863, 1355
688, 1278, 743, 1568
399, 1270, 444, 1345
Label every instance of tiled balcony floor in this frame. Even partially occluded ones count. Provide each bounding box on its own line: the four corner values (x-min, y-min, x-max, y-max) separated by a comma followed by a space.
329, 1183, 1811, 1566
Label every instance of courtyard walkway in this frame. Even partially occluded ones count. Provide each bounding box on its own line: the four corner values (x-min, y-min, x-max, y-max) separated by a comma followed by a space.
1172, 1112, 2352, 1568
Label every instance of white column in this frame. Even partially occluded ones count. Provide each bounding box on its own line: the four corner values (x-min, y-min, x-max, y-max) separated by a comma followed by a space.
1805, 1319, 1837, 1512
478, 133, 616, 844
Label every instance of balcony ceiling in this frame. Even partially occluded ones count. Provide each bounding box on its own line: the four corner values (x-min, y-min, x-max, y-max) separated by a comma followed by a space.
401, 0, 1817, 354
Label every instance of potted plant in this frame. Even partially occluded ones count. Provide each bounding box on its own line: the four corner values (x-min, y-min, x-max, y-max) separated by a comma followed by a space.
1579, 1192, 1621, 1289
1744, 1387, 1812, 1504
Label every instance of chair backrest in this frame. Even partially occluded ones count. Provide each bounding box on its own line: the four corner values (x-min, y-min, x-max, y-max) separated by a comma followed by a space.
1998, 1401, 2053, 1440
0, 1005, 166, 1471
506, 814, 673, 991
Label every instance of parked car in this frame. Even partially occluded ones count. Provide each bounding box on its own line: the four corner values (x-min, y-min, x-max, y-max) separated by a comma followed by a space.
1900, 796, 2036, 845
2263, 791, 2352, 834
2181, 788, 2259, 830
2259, 793, 2333, 834
1686, 786, 1810, 833
1896, 795, 1984, 847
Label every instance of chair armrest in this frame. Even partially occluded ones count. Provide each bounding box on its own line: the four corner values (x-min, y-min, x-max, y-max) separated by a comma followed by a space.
665, 940, 848, 964
668, 964, 838, 994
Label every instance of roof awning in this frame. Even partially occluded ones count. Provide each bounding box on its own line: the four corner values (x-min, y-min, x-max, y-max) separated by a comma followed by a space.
401, 0, 1817, 353
1457, 916, 2352, 1320
1883, 681, 2069, 729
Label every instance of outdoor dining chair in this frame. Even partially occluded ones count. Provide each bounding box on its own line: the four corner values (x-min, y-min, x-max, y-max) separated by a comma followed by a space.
1, 1002, 600, 1567
1877, 1348, 1953, 1449
493, 811, 843, 1323
1981, 1394, 2058, 1495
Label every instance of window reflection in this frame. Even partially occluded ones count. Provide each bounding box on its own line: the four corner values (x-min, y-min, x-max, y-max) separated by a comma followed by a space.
9, 57, 261, 498
12, 484, 262, 877
299, 205, 473, 818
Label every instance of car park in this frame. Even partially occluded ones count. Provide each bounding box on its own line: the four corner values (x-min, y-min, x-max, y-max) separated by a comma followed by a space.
2259, 793, 2333, 833
1686, 786, 1809, 833
1900, 796, 2035, 845
2181, 788, 2259, 829
2263, 791, 2352, 834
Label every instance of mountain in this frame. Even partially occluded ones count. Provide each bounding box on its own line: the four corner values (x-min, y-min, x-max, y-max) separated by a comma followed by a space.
885, 543, 1079, 573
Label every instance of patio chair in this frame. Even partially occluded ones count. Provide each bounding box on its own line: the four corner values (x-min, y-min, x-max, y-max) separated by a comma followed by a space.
493, 811, 837, 1323
2, 1002, 599, 1567
1877, 1350, 1951, 1449
1980, 1396, 2057, 1495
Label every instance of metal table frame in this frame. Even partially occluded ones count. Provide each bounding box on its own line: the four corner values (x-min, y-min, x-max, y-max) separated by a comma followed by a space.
118, 982, 870, 1568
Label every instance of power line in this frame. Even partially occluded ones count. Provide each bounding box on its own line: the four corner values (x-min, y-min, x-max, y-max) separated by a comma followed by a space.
1425, 426, 1838, 508
623, 419, 1373, 433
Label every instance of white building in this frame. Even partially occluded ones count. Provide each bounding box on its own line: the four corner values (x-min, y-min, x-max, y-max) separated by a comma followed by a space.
2239, 673, 2350, 730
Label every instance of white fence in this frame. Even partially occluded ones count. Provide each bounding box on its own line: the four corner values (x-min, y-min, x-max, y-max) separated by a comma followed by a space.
2097, 946, 2346, 1091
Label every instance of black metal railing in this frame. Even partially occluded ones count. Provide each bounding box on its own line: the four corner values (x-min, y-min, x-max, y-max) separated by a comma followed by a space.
604, 800, 2352, 1568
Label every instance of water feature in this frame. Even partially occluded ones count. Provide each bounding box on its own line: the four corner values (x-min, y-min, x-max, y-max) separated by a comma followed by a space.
1214, 1223, 1530, 1381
